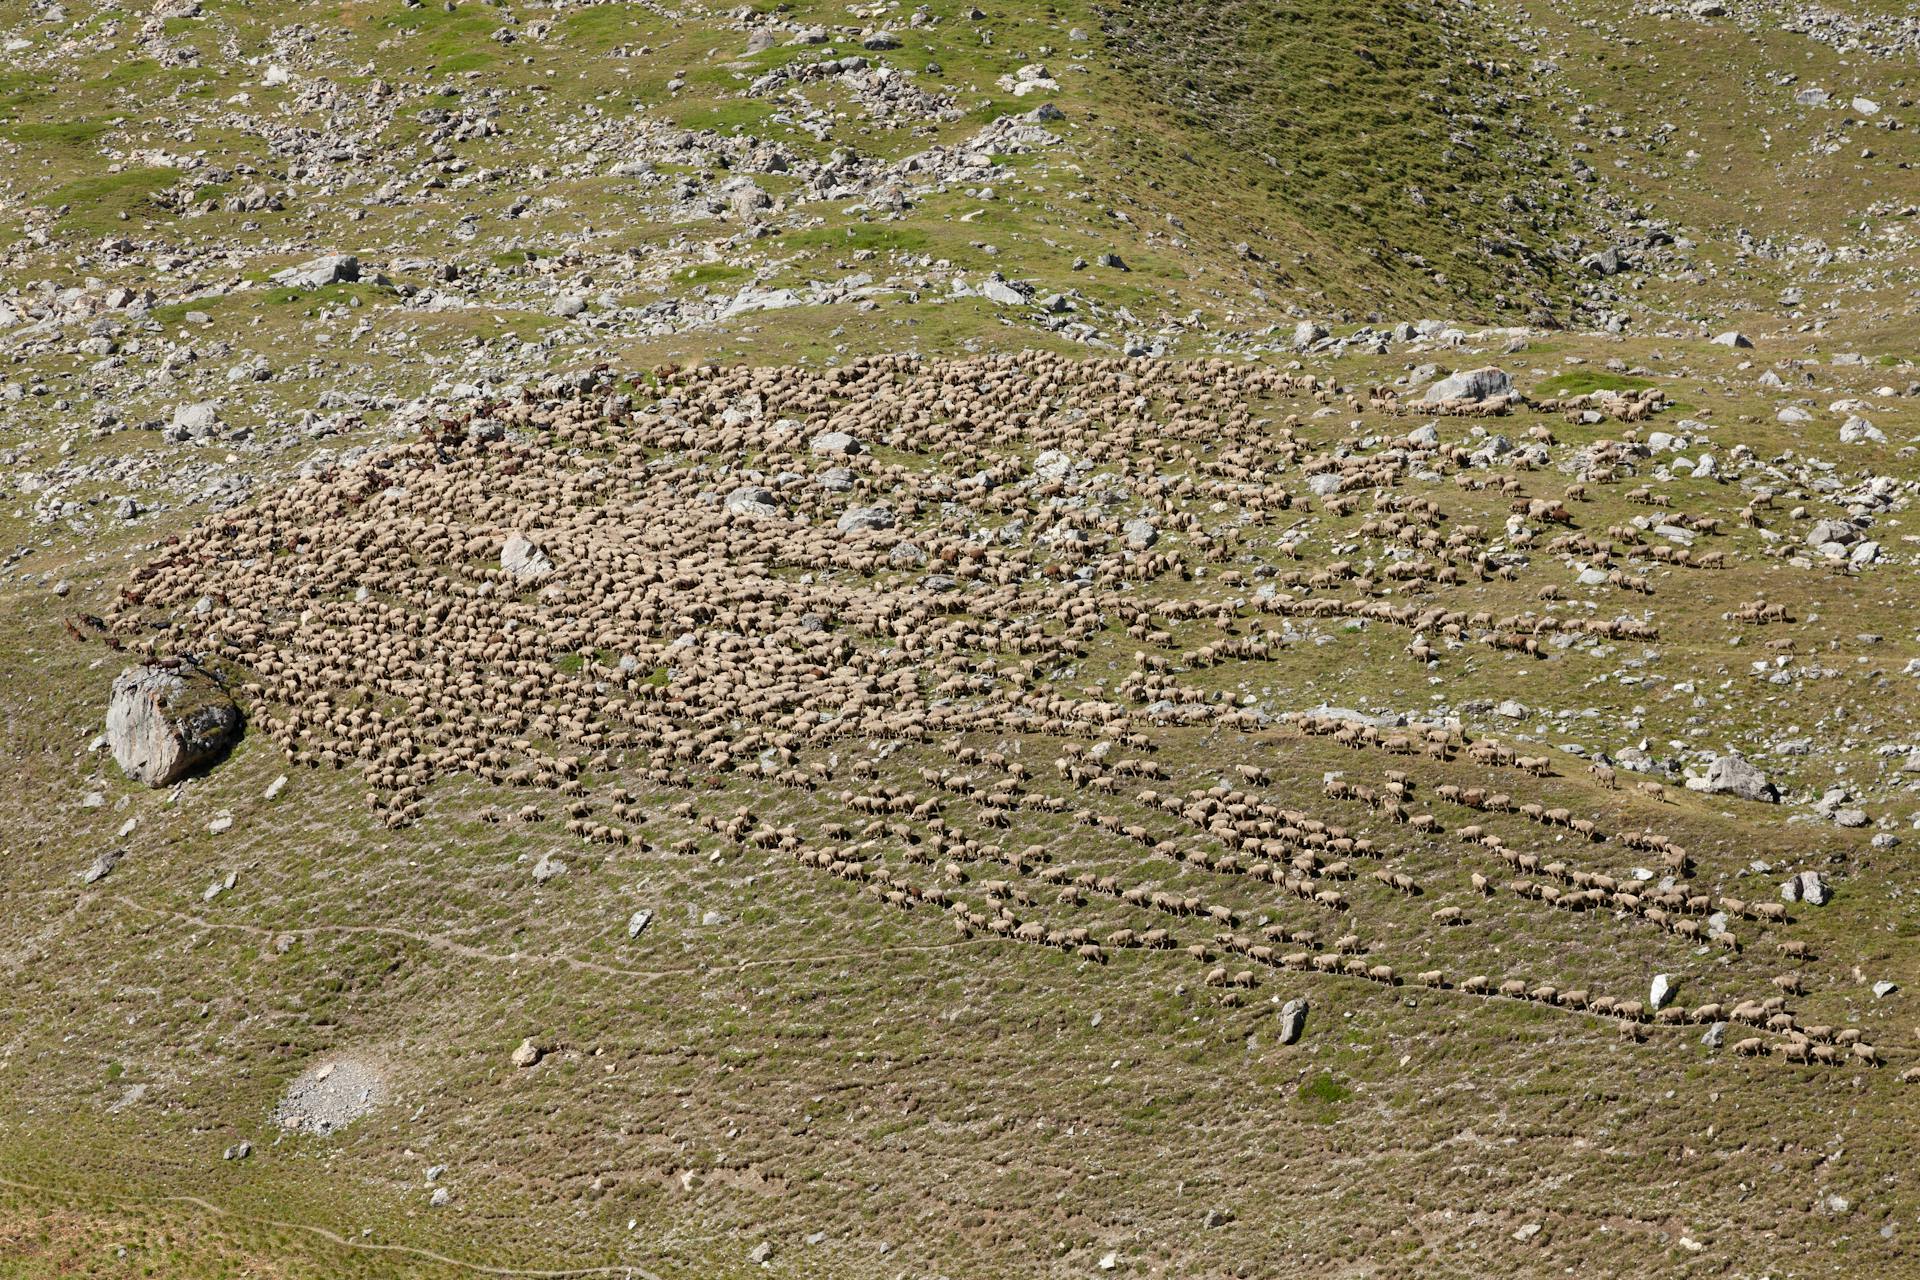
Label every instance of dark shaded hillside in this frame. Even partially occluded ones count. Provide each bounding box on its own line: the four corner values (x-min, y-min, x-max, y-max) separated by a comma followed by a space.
1097, 0, 1590, 321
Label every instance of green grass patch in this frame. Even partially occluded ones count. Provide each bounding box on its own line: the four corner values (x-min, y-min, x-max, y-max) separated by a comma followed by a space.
1533, 370, 1655, 398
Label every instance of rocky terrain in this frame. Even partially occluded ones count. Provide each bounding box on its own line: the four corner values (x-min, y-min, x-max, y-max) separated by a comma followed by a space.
1, 0, 1917, 1276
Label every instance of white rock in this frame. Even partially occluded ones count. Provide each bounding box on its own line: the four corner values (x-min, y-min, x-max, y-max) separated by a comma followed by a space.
501, 532, 555, 581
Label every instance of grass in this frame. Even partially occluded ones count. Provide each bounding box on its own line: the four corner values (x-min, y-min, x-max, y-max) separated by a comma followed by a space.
1533, 370, 1656, 398
0, 0, 1914, 1270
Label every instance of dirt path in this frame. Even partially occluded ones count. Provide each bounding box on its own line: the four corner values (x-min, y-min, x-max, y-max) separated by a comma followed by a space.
101, 892, 997, 981
0, 1172, 665, 1279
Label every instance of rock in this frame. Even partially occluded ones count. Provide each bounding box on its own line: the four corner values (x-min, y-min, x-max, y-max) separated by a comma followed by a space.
836, 504, 894, 533
627, 908, 653, 939
1806, 519, 1854, 549
1305, 473, 1343, 497
107, 663, 242, 787
1839, 415, 1886, 444
552, 293, 588, 318
1649, 974, 1676, 1010
748, 1242, 774, 1264
724, 485, 780, 518
860, 28, 900, 49
1789, 875, 1835, 905
272, 254, 359, 289
1701, 1021, 1727, 1048
723, 287, 802, 317
1795, 88, 1831, 106
81, 848, 124, 884
223, 1140, 252, 1160
1852, 96, 1880, 116
264, 774, 287, 800
430, 1186, 452, 1207
510, 1038, 543, 1068
1873, 981, 1897, 998
1850, 541, 1881, 566
1689, 0, 1726, 15
1700, 753, 1778, 802
170, 401, 221, 441
1098, 1251, 1119, 1271
501, 532, 555, 581
1420, 366, 1511, 403
1203, 1207, 1234, 1228
1122, 518, 1158, 549
810, 431, 862, 456
532, 852, 568, 882
1291, 320, 1329, 349
1494, 699, 1527, 719
724, 179, 773, 219
1711, 331, 1752, 348
1833, 808, 1869, 829
1580, 246, 1628, 275
979, 278, 1028, 306
1277, 997, 1308, 1044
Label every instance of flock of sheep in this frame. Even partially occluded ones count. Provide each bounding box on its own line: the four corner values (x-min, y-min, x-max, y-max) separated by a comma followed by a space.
100, 352, 1885, 1073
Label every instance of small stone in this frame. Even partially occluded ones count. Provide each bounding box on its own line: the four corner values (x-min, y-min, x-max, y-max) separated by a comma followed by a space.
1650, 974, 1676, 1010
430, 1186, 451, 1207
1203, 1207, 1234, 1228
510, 1038, 543, 1068
1701, 1021, 1727, 1048
627, 908, 653, 939
748, 1242, 774, 1264
1711, 331, 1752, 348
223, 1140, 252, 1160
1873, 981, 1897, 998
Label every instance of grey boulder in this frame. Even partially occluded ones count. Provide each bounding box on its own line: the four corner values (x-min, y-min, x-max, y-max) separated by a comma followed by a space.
1421, 366, 1512, 404
1277, 997, 1309, 1044
107, 663, 242, 787
1700, 753, 1778, 803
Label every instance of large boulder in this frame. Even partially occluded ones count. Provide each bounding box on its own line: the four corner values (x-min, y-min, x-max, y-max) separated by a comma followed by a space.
107, 663, 241, 786
1699, 752, 1778, 802
502, 532, 556, 581
1277, 997, 1309, 1045
1420, 366, 1512, 404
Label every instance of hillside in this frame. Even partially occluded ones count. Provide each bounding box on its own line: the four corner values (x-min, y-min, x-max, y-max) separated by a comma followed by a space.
1, 0, 1918, 1276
